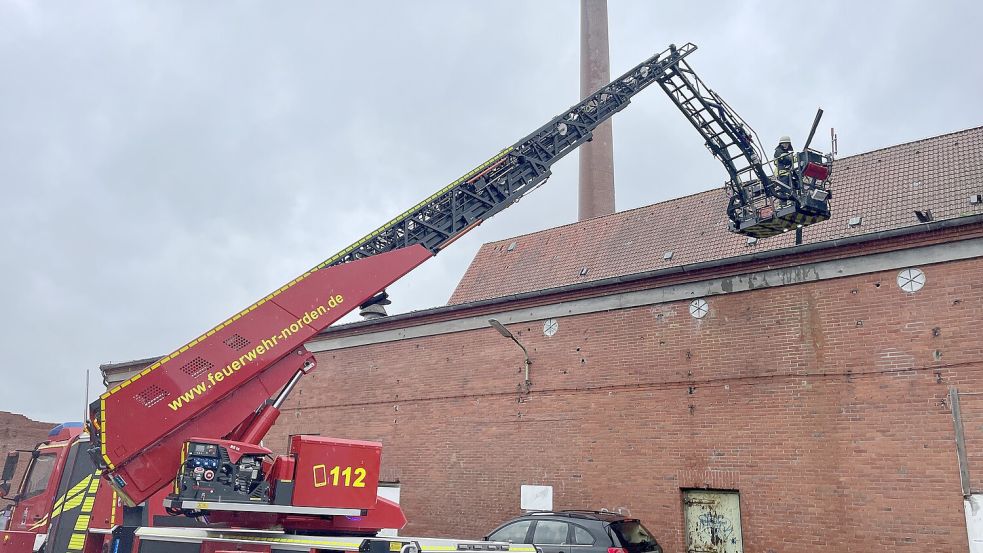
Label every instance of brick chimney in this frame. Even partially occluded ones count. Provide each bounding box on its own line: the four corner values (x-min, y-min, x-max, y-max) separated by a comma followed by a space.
578, 0, 615, 221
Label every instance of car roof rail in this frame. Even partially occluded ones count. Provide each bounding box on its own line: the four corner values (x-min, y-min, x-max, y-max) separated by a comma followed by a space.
557, 510, 634, 521
556, 510, 606, 519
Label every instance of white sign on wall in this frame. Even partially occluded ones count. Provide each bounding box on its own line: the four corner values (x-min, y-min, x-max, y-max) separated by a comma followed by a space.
378, 485, 402, 537
520, 484, 553, 511
966, 495, 983, 552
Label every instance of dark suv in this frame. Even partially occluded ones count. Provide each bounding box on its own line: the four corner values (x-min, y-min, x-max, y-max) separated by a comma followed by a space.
484, 511, 662, 553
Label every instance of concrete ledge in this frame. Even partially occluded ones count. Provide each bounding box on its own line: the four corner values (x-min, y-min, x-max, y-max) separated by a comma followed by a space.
307, 236, 983, 353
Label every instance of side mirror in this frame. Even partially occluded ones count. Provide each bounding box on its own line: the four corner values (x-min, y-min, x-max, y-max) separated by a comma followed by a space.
1, 453, 17, 482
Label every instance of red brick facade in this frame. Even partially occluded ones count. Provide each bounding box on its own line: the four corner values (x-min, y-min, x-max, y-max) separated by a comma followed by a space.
267, 243, 983, 552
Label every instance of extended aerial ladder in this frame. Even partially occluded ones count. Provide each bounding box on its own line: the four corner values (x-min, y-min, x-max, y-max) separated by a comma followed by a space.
88, 42, 705, 519
88, 40, 834, 522
655, 45, 832, 237
0, 41, 837, 553
35, 41, 835, 552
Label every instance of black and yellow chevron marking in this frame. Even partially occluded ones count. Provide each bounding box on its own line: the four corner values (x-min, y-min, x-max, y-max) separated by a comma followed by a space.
67, 474, 100, 551
49, 471, 100, 552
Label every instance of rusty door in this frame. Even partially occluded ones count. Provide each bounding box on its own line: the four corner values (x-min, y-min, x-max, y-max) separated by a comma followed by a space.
683, 490, 744, 553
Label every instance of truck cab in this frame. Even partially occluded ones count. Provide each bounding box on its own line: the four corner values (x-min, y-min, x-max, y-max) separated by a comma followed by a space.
1, 423, 118, 553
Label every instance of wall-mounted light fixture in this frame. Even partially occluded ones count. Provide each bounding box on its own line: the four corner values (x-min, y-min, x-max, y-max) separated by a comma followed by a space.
488, 319, 531, 388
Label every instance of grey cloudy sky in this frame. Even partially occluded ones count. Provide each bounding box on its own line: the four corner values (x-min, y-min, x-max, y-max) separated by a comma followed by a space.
1, 1, 980, 422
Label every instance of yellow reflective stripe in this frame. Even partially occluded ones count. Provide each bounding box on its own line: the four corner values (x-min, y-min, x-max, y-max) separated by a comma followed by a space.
62, 475, 93, 504
74, 514, 90, 532
82, 496, 96, 512
52, 475, 93, 516
207, 534, 534, 553
110, 491, 117, 526
99, 145, 514, 417
67, 533, 86, 550
100, 397, 111, 469
62, 492, 85, 512
27, 515, 47, 530
314, 147, 513, 271
218, 534, 362, 548
88, 478, 100, 493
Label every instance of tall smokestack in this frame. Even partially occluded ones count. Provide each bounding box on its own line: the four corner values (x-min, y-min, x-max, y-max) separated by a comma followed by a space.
578, 0, 615, 221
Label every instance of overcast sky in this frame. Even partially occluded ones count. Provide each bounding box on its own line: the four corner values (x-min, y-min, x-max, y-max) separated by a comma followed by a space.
1, 1, 981, 422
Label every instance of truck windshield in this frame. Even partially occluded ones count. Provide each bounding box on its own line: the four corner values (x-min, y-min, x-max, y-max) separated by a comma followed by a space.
609, 520, 660, 553
22, 454, 56, 498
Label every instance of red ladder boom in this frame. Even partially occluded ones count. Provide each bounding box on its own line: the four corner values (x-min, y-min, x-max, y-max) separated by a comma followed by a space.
89, 43, 701, 505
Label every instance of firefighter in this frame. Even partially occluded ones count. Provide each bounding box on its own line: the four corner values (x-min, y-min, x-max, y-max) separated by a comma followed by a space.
775, 135, 795, 188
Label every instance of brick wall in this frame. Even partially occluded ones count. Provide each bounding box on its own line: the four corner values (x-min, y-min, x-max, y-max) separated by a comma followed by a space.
267, 254, 983, 552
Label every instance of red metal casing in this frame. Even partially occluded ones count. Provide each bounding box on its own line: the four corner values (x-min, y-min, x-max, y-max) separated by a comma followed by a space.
289, 436, 380, 510
803, 161, 830, 180
267, 455, 295, 482
0, 531, 35, 553
88, 476, 121, 532
96, 245, 433, 505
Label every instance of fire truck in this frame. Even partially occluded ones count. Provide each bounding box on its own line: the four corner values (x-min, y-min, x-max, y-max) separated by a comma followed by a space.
0, 43, 831, 553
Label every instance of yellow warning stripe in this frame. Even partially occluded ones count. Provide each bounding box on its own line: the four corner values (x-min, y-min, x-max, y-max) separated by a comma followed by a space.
97, 146, 513, 468
223, 535, 361, 548
65, 472, 100, 552
27, 515, 48, 531
56, 488, 85, 515
423, 542, 536, 552
52, 475, 93, 516
204, 534, 536, 553
73, 514, 91, 532
68, 534, 86, 550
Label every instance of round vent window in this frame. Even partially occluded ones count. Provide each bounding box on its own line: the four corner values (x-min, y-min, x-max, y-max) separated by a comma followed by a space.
543, 318, 559, 337
689, 298, 709, 319
897, 268, 926, 293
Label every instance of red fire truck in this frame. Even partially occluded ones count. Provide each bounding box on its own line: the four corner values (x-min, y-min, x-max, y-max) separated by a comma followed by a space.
0, 43, 831, 553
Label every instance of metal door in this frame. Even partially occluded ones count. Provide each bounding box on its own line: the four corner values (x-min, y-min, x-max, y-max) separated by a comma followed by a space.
683, 489, 744, 553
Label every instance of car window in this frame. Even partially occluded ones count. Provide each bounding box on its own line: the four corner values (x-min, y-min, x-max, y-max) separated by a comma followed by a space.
489, 521, 532, 543
533, 520, 569, 545
22, 454, 56, 499
572, 525, 595, 545
609, 520, 660, 553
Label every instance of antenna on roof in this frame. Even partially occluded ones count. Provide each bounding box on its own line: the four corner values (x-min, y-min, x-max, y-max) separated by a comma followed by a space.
830, 127, 838, 158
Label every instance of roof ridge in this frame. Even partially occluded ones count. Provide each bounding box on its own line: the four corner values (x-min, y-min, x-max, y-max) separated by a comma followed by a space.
833, 124, 983, 162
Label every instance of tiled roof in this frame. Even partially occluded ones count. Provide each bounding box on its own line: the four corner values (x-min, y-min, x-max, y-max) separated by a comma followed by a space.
449, 126, 983, 305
